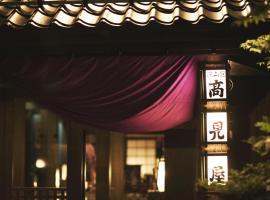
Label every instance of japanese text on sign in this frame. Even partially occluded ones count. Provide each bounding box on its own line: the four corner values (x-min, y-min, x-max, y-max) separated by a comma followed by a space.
205, 69, 227, 99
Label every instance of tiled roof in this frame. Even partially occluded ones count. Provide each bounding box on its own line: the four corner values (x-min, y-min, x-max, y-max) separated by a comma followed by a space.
0, 0, 262, 28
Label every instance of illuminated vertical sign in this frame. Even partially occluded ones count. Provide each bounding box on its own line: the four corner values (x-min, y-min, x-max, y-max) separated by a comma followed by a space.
205, 69, 227, 99
201, 66, 230, 184
206, 112, 227, 143
207, 156, 228, 184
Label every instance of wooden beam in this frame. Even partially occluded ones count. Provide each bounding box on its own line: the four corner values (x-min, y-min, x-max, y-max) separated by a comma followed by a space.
67, 122, 85, 200
96, 130, 110, 200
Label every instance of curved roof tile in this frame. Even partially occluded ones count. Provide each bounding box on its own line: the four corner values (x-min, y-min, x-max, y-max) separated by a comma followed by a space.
0, 0, 263, 28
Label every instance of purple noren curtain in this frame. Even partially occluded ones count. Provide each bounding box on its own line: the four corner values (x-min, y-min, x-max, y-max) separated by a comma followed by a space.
1, 55, 199, 133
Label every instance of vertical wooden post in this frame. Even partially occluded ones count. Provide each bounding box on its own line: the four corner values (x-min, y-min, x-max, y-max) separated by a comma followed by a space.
42, 110, 58, 186
165, 130, 198, 200
67, 122, 85, 200
110, 132, 125, 200
0, 90, 14, 200
0, 90, 6, 199
12, 98, 26, 186
96, 130, 110, 200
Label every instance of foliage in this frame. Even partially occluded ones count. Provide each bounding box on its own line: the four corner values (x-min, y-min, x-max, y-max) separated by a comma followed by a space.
255, 116, 270, 134
237, 0, 270, 70
240, 35, 270, 70
241, 35, 270, 54
246, 116, 270, 156
197, 117, 270, 200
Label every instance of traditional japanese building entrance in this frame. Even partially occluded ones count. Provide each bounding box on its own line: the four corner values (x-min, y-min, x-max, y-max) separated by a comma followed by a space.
0, 1, 269, 200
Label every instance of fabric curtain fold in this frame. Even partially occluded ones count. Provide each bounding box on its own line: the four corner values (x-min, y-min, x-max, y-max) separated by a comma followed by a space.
0, 55, 199, 133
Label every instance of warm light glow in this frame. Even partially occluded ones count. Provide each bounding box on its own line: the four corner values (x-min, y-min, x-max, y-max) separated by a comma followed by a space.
109, 161, 112, 187
205, 101, 227, 111
207, 156, 228, 184
205, 69, 227, 99
204, 144, 229, 153
84, 162, 88, 190
33, 176, 38, 187
206, 112, 227, 142
35, 158, 46, 168
61, 164, 67, 181
55, 168, 60, 188
157, 158, 165, 192
85, 181, 88, 190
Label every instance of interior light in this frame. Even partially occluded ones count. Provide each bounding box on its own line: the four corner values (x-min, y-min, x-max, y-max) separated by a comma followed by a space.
84, 162, 88, 190
36, 158, 46, 168
55, 168, 60, 188
33, 176, 38, 187
157, 158, 165, 192
61, 164, 67, 181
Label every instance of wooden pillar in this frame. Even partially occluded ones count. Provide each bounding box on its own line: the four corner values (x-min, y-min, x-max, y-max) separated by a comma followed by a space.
96, 130, 110, 200
165, 130, 198, 200
110, 132, 125, 200
67, 122, 85, 200
0, 90, 14, 200
41, 110, 58, 186
0, 91, 7, 199
12, 98, 26, 186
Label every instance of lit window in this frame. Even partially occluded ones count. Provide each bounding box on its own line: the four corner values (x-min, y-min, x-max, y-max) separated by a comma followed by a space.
126, 139, 156, 178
